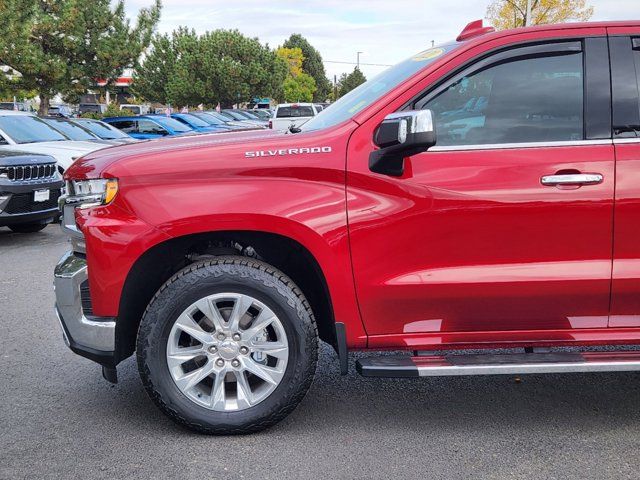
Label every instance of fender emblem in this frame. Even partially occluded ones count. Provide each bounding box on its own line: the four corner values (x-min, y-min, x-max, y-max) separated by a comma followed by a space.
245, 146, 332, 158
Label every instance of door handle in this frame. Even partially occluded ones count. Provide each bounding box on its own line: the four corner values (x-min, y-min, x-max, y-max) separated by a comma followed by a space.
541, 173, 603, 186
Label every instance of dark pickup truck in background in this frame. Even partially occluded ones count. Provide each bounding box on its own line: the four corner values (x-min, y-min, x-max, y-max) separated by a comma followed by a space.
0, 151, 62, 233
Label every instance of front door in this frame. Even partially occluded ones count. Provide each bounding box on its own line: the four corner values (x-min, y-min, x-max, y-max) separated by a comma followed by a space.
608, 31, 640, 327
347, 37, 615, 339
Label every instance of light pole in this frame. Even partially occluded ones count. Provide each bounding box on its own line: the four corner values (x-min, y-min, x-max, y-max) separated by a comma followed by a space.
356, 51, 363, 69
525, 0, 532, 26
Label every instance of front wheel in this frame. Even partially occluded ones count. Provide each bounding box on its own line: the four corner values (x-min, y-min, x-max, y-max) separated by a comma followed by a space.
137, 256, 318, 434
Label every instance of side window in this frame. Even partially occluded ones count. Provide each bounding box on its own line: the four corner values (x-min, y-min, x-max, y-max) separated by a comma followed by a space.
276, 107, 291, 118
110, 120, 135, 133
609, 36, 640, 137
632, 38, 640, 123
0, 134, 8, 145
137, 120, 167, 135
423, 52, 584, 146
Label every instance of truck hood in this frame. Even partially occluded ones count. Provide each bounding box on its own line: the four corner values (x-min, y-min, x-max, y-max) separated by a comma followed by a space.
68, 129, 283, 178
0, 141, 109, 171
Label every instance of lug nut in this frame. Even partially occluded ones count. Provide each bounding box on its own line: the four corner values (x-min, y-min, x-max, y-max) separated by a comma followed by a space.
215, 359, 225, 367
231, 359, 240, 368
232, 333, 241, 341
239, 346, 249, 355
208, 346, 217, 354
217, 333, 226, 341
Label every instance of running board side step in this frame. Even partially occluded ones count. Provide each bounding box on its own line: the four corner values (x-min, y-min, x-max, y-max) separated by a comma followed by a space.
356, 351, 640, 378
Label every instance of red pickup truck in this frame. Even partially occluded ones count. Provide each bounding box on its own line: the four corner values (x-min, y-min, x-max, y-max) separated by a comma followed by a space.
55, 20, 640, 434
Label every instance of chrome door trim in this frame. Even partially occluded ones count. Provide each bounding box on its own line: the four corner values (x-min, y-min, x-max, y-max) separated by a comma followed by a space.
429, 139, 613, 152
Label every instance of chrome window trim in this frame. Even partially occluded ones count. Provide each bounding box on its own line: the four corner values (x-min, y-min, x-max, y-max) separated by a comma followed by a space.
613, 138, 640, 144
429, 139, 613, 152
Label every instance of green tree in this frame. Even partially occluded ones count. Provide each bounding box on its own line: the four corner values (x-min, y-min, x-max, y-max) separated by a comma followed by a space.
337, 67, 366, 97
276, 46, 316, 103
132, 31, 177, 105
283, 34, 331, 102
0, 0, 161, 115
135, 29, 287, 108
487, 0, 593, 29
282, 74, 316, 103
276, 47, 305, 77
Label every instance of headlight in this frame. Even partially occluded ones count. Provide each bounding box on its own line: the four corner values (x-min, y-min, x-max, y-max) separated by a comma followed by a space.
66, 178, 119, 209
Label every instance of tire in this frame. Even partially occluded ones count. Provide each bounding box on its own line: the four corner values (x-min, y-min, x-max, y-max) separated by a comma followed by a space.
137, 256, 318, 434
8, 221, 49, 233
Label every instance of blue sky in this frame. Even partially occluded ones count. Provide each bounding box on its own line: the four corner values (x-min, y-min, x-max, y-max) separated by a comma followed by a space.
124, 0, 640, 79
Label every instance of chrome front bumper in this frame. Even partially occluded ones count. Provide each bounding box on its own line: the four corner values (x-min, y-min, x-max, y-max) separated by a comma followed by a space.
54, 251, 116, 353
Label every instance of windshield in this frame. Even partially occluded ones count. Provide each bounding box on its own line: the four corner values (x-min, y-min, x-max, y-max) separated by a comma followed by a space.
252, 110, 271, 119
80, 104, 103, 113
302, 43, 458, 132
193, 112, 225, 126
45, 119, 96, 141
215, 111, 235, 121
0, 115, 67, 143
177, 114, 210, 127
76, 119, 129, 139
223, 111, 248, 121
151, 116, 193, 133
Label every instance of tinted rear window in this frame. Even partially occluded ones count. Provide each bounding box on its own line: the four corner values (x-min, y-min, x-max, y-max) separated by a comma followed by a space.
277, 106, 314, 118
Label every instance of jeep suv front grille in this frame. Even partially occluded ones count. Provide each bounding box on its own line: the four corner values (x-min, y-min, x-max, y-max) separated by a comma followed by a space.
0, 164, 57, 182
4, 189, 61, 214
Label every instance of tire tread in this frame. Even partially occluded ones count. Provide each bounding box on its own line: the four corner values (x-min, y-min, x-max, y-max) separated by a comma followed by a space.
136, 256, 318, 435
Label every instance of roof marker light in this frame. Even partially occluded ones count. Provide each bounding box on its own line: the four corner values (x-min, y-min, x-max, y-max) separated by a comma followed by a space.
456, 19, 495, 42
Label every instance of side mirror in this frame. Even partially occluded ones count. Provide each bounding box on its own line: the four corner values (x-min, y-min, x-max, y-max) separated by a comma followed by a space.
370, 109, 436, 176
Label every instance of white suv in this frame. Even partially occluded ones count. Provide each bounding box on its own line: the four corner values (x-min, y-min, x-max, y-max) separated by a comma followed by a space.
270, 103, 319, 131
0, 111, 108, 173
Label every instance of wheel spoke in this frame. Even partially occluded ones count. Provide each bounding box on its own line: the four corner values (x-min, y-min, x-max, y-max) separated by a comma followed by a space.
251, 341, 289, 360
210, 368, 227, 410
174, 360, 215, 392
168, 292, 289, 412
234, 371, 255, 409
194, 297, 226, 332
228, 294, 254, 331
244, 310, 277, 339
243, 358, 285, 386
166, 345, 205, 369
174, 312, 213, 345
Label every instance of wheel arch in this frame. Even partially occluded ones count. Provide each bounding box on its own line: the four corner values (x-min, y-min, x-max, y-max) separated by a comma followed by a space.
114, 229, 341, 364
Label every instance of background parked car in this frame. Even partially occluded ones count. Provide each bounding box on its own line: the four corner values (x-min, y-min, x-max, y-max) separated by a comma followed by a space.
206, 111, 259, 129
0, 101, 31, 112
120, 104, 150, 115
0, 111, 107, 172
170, 113, 232, 133
48, 105, 74, 118
250, 109, 273, 120
222, 109, 267, 127
103, 115, 196, 139
78, 103, 107, 115
72, 118, 138, 144
190, 112, 249, 131
42, 116, 114, 144
0, 150, 62, 233
270, 103, 318, 131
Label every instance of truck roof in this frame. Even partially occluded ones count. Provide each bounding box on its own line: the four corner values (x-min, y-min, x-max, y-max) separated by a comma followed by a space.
461, 19, 640, 44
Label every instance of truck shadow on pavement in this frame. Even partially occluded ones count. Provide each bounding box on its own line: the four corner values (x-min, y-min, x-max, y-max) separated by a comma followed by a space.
77, 342, 640, 437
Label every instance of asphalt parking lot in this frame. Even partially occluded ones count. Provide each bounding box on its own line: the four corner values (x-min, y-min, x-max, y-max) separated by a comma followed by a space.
2, 224, 640, 480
